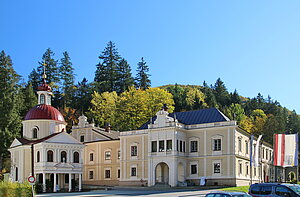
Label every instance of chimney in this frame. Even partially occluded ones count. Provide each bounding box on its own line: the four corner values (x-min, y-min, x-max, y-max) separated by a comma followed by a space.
105, 123, 111, 132
162, 104, 168, 111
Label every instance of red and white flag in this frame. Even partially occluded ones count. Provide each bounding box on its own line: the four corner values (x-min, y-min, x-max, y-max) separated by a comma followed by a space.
274, 134, 298, 167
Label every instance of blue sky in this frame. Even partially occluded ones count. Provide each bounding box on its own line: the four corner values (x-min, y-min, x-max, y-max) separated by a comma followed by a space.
1, 1, 300, 112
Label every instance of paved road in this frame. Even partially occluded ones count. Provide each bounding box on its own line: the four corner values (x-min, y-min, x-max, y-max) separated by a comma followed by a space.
37, 188, 215, 197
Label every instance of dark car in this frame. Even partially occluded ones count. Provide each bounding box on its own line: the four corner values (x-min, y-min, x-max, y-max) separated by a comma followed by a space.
206, 191, 252, 197
249, 183, 300, 197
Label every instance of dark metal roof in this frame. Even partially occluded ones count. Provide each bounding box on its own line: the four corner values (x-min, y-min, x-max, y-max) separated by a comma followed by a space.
139, 108, 230, 129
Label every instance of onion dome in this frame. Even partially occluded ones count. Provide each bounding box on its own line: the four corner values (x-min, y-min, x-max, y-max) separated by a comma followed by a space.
38, 80, 52, 92
25, 104, 65, 122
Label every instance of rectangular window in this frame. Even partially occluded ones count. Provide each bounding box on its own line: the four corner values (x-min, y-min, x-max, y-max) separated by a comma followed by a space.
131, 167, 137, 176
190, 141, 198, 152
90, 153, 94, 161
262, 148, 265, 159
118, 151, 121, 160
180, 140, 183, 152
159, 140, 164, 152
131, 146, 137, 156
105, 170, 111, 178
151, 141, 157, 152
167, 140, 172, 151
238, 139, 242, 152
246, 164, 249, 175
183, 141, 186, 152
105, 151, 111, 160
213, 139, 221, 151
266, 149, 268, 160
191, 164, 197, 174
80, 135, 84, 142
239, 162, 242, 174
176, 140, 179, 151
214, 163, 221, 173
89, 171, 94, 179
118, 169, 120, 178
254, 167, 256, 176
245, 141, 249, 154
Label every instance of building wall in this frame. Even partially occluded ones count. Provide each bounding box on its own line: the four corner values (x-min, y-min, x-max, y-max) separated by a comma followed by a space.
119, 133, 148, 186
83, 140, 120, 186
23, 120, 66, 140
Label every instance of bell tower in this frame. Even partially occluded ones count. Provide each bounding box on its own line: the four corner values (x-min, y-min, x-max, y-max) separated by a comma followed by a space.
37, 63, 53, 105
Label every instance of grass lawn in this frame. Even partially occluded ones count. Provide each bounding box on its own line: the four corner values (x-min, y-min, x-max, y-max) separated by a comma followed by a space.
219, 186, 250, 193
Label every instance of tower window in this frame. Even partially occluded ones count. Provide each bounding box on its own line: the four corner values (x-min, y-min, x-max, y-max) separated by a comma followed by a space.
32, 127, 38, 139
40, 94, 45, 104
73, 152, 79, 163
37, 151, 40, 162
47, 150, 53, 162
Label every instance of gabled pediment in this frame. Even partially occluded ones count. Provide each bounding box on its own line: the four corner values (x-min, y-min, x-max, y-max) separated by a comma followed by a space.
44, 132, 83, 145
10, 138, 22, 148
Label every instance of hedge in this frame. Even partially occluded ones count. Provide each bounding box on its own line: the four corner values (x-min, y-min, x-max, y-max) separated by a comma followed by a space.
0, 181, 32, 197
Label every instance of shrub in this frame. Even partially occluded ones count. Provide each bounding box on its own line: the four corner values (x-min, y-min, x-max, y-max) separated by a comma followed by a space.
0, 181, 32, 197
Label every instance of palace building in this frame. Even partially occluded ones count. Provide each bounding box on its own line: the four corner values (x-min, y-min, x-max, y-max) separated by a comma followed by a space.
9, 78, 84, 192
71, 106, 276, 187
9, 75, 277, 190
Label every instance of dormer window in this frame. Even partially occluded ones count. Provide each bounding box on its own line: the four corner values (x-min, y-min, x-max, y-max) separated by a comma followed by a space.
40, 94, 45, 104
32, 127, 38, 139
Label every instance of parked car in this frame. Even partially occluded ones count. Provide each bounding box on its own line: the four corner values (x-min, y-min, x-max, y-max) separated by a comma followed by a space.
206, 191, 252, 197
249, 183, 300, 197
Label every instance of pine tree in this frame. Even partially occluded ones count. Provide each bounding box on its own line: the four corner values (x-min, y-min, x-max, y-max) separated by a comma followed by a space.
37, 48, 61, 107
214, 78, 230, 107
116, 58, 134, 93
94, 41, 121, 93
0, 50, 22, 170
59, 51, 75, 107
37, 48, 60, 86
74, 78, 92, 113
20, 82, 37, 117
201, 81, 218, 108
28, 68, 40, 91
135, 57, 151, 89
230, 89, 241, 104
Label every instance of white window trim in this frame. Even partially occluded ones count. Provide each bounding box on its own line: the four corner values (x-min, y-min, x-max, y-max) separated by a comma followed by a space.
130, 143, 138, 159
130, 164, 138, 179
245, 139, 249, 156
88, 169, 94, 180
117, 149, 121, 160
104, 148, 112, 163
238, 136, 242, 154
89, 151, 95, 163
238, 160, 243, 175
190, 161, 198, 177
104, 168, 112, 180
212, 160, 221, 176
212, 135, 223, 154
117, 167, 121, 179
189, 137, 199, 153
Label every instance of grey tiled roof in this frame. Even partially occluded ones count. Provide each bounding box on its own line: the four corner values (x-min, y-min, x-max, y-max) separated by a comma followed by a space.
139, 108, 230, 129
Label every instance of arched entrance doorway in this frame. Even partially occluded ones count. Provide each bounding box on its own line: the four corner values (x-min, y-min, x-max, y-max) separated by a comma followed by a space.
155, 162, 169, 185
178, 162, 185, 182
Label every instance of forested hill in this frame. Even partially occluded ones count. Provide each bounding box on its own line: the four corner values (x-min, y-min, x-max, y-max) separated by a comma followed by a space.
1, 41, 299, 171
160, 83, 300, 144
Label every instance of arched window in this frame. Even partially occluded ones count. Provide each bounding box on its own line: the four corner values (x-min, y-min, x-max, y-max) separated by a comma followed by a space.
73, 152, 79, 163
40, 94, 45, 104
47, 150, 53, 162
37, 151, 40, 162
61, 151, 67, 162
32, 127, 38, 139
